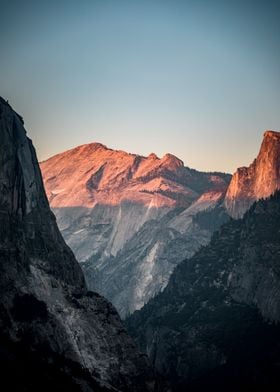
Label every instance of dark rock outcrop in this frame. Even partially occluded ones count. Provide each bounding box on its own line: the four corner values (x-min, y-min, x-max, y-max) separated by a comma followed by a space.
0, 97, 155, 391
127, 191, 280, 391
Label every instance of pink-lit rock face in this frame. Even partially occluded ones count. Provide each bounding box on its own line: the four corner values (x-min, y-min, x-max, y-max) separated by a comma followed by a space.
40, 142, 231, 317
225, 130, 280, 218
40, 142, 227, 209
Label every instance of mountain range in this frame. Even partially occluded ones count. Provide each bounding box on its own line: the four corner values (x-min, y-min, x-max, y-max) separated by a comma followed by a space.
2, 95, 280, 391
40, 144, 230, 317
40, 130, 280, 318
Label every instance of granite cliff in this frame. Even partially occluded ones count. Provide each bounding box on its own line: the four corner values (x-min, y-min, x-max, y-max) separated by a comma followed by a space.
225, 130, 280, 218
0, 97, 155, 391
41, 129, 280, 318
41, 143, 230, 317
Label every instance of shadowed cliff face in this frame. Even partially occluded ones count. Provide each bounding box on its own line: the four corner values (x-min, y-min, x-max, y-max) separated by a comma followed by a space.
0, 97, 155, 392
40, 140, 230, 317
126, 192, 280, 391
225, 130, 280, 218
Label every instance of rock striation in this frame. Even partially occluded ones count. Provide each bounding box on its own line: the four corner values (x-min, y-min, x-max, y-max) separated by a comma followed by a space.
0, 97, 155, 391
41, 142, 230, 317
225, 130, 280, 218
127, 191, 280, 391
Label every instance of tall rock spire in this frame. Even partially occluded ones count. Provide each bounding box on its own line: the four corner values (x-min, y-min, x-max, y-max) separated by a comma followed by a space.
225, 130, 280, 218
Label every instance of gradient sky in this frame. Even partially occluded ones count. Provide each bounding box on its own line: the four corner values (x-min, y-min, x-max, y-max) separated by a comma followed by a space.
0, 0, 280, 173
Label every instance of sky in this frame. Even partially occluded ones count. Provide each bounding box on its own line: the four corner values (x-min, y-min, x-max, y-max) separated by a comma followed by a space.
0, 0, 280, 173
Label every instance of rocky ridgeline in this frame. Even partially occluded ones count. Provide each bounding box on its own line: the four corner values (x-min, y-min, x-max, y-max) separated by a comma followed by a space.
41, 128, 280, 318
41, 141, 230, 317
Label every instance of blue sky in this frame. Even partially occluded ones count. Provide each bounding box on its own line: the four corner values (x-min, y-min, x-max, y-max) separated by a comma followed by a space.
0, 0, 280, 172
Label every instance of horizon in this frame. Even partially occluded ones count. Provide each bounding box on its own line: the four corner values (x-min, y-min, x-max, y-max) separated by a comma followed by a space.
1, 0, 280, 173
37, 129, 279, 176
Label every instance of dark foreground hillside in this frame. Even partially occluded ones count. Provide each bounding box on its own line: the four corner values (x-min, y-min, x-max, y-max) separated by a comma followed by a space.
0, 97, 155, 391
127, 192, 280, 391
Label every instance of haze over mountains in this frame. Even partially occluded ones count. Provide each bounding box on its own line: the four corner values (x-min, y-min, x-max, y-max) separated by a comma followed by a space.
41, 130, 280, 317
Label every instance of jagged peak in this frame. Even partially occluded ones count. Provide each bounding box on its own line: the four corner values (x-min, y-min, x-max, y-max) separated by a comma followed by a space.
236, 166, 249, 174
263, 130, 280, 139
41, 142, 112, 164
0, 96, 11, 108
225, 129, 280, 218
148, 153, 159, 160
0, 96, 24, 124
257, 130, 280, 160
42, 142, 187, 169
75, 142, 110, 152
161, 153, 184, 167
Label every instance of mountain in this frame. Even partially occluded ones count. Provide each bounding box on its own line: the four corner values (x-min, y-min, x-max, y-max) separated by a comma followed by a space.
225, 130, 280, 218
40, 144, 230, 317
126, 192, 280, 391
0, 97, 155, 391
